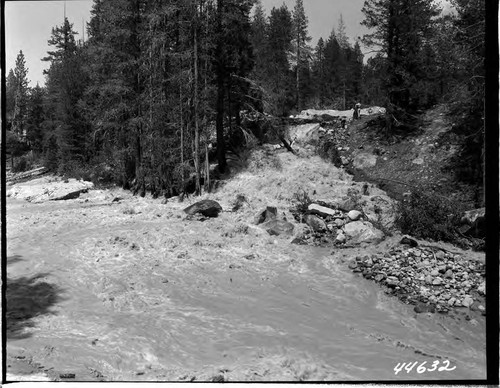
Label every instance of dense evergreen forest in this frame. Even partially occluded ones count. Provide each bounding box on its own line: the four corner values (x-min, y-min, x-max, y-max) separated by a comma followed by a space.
6, 0, 484, 199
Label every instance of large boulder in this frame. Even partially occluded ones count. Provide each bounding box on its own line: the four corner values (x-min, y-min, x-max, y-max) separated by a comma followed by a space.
304, 214, 327, 232
260, 219, 295, 236
184, 199, 222, 217
343, 221, 384, 244
253, 206, 278, 225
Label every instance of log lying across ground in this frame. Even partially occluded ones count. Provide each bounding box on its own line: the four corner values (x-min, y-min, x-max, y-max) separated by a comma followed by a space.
6, 167, 49, 185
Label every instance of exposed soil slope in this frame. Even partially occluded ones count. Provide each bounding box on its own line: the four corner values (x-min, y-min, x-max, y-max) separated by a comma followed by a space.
343, 105, 477, 206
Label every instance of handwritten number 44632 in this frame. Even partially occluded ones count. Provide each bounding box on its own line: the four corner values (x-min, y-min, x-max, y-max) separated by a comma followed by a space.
394, 360, 456, 375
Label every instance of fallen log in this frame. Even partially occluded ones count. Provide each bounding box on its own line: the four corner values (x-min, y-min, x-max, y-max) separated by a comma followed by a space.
6, 167, 49, 185
279, 135, 296, 155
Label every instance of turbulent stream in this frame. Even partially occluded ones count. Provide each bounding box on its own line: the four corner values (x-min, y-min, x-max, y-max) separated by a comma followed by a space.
6, 195, 486, 381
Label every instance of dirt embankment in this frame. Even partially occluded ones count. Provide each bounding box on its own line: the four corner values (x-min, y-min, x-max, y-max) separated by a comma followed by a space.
6, 137, 486, 382
338, 105, 477, 206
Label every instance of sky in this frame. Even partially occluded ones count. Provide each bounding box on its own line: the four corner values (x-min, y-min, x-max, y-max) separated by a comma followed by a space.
5, 0, 452, 88
6, 1, 93, 87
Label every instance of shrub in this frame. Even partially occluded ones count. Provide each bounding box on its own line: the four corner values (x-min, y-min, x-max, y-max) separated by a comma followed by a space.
292, 189, 312, 215
396, 185, 465, 243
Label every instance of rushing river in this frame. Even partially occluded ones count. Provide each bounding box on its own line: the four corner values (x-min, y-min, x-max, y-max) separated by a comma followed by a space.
6, 196, 486, 381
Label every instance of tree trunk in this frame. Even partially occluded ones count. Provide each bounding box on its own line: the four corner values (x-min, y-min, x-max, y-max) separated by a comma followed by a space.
193, 4, 201, 195
204, 1, 210, 193
296, 34, 301, 111
180, 84, 184, 190
215, 0, 227, 173
205, 141, 210, 193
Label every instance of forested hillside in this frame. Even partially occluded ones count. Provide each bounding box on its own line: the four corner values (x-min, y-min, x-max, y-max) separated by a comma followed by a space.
6, 0, 484, 202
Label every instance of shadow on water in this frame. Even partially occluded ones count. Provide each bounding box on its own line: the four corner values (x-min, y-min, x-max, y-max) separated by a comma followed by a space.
7, 268, 65, 340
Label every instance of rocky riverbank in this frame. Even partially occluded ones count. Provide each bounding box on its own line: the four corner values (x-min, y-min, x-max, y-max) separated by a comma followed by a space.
343, 242, 485, 317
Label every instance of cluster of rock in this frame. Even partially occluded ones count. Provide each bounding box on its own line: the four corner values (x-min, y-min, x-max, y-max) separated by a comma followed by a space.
292, 200, 385, 247
346, 241, 486, 314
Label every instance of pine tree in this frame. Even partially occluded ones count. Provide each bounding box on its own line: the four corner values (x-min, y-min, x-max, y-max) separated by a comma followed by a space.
12, 51, 30, 140
336, 14, 349, 49
6, 69, 17, 128
292, 0, 311, 111
26, 83, 46, 154
311, 37, 327, 107
323, 29, 343, 108
83, 0, 145, 187
447, 0, 485, 201
42, 17, 88, 172
361, 0, 440, 113
349, 41, 364, 104
250, 0, 268, 78
214, 0, 254, 173
266, 4, 294, 116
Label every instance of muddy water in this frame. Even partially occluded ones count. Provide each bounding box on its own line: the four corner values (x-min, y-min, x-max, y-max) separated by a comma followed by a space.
6, 197, 486, 381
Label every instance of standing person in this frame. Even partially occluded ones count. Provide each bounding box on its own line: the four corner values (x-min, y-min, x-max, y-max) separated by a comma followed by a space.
353, 103, 361, 120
